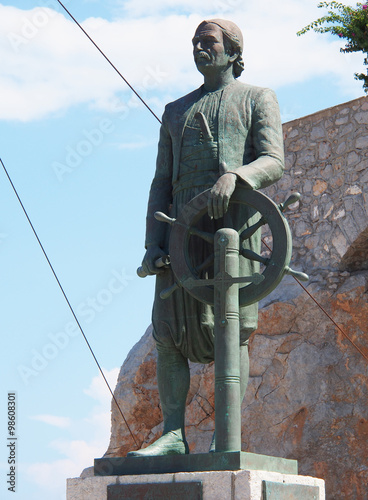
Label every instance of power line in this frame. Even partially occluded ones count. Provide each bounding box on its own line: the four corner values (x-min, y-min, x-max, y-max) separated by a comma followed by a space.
0, 157, 138, 449
55, 0, 162, 125
6, 1, 364, 451
55, 0, 367, 364
262, 238, 368, 363
292, 275, 368, 363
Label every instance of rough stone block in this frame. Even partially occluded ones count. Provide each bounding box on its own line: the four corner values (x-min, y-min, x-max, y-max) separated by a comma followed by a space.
175, 471, 233, 498
67, 470, 325, 500
356, 135, 368, 148
263, 480, 319, 499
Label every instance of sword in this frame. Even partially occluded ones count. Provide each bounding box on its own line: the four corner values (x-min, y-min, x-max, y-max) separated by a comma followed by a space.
194, 111, 214, 142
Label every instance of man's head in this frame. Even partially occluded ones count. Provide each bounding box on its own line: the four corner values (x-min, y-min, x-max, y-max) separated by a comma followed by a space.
192, 19, 244, 78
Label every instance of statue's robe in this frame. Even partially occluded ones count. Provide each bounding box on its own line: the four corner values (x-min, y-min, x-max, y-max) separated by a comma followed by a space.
145, 80, 284, 363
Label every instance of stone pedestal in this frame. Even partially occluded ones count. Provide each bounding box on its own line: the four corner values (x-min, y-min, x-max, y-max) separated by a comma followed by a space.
67, 469, 325, 499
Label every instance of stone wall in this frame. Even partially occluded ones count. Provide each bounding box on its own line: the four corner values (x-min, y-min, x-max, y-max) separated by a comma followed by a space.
267, 96, 368, 279
104, 96, 368, 500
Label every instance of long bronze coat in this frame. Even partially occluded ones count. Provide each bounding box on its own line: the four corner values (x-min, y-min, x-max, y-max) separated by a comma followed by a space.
145, 80, 284, 363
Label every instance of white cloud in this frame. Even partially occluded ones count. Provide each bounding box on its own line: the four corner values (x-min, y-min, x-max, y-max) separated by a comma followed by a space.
25, 367, 119, 498
117, 0, 207, 17
237, 0, 364, 91
26, 441, 101, 499
83, 366, 119, 403
0, 1, 365, 122
30, 414, 72, 428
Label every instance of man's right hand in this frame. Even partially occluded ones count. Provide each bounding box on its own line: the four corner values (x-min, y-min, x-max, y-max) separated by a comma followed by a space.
141, 245, 167, 275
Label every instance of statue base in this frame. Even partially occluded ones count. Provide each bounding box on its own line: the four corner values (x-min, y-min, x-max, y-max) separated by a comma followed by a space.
94, 451, 297, 476
67, 466, 325, 499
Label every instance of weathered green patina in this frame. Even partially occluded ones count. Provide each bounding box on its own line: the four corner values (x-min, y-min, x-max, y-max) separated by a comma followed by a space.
151, 188, 305, 454
127, 18, 287, 458
95, 451, 298, 476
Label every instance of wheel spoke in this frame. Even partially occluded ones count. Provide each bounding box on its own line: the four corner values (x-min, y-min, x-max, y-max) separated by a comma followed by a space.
189, 226, 214, 244
195, 253, 214, 273
239, 217, 266, 241
241, 248, 270, 266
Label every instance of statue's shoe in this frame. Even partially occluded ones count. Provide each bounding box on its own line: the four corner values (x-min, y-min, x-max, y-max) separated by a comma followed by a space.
127, 431, 189, 457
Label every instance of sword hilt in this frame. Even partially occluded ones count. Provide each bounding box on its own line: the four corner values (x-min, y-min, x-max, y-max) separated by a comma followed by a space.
194, 112, 214, 142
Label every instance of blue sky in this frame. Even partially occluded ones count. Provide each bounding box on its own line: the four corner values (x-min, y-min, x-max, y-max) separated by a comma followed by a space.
0, 0, 365, 498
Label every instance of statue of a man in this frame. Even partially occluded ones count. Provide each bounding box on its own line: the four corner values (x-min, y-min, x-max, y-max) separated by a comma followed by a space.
129, 19, 284, 456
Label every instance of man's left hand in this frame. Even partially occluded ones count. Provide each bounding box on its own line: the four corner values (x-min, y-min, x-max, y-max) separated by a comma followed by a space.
208, 172, 237, 219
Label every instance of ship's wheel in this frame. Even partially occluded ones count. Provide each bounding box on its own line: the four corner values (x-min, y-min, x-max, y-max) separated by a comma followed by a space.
154, 186, 308, 306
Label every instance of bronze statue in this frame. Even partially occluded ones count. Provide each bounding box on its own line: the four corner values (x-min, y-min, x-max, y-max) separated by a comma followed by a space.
128, 19, 284, 457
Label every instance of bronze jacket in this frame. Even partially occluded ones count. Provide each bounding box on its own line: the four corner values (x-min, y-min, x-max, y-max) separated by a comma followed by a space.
146, 79, 284, 248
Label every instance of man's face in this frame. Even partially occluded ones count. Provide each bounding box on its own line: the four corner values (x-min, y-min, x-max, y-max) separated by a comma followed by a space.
192, 23, 231, 75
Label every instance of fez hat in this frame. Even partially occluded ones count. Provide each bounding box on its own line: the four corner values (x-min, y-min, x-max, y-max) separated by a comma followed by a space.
201, 19, 243, 53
